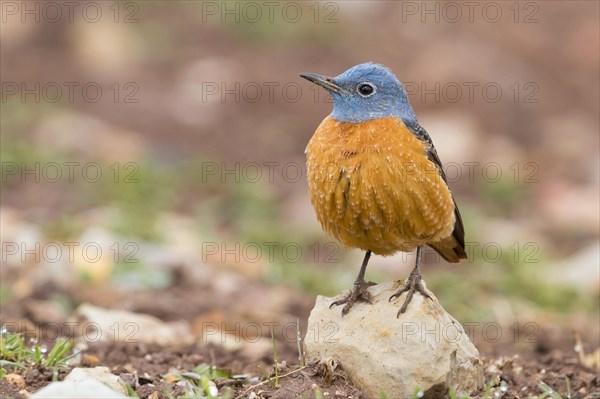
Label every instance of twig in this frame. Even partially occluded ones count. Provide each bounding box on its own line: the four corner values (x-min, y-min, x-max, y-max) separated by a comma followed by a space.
296, 317, 305, 367
270, 325, 279, 387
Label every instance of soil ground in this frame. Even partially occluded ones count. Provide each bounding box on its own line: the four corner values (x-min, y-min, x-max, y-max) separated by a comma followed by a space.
1, 273, 598, 399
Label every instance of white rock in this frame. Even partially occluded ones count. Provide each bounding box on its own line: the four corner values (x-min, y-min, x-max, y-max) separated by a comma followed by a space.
543, 243, 600, 294
305, 281, 484, 398
65, 367, 127, 395
31, 380, 127, 398
70, 303, 194, 346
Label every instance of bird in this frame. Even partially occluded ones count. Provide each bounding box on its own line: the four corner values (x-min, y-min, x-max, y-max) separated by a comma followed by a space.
300, 62, 467, 317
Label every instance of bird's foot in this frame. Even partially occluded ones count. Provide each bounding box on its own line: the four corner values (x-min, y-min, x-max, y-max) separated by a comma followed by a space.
330, 279, 376, 316
389, 271, 432, 317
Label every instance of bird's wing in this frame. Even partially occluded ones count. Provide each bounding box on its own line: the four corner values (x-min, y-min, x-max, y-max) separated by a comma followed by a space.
402, 119, 467, 262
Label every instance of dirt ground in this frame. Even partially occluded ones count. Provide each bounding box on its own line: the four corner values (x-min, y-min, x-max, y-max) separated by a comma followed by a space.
1, 341, 597, 399
1, 270, 598, 399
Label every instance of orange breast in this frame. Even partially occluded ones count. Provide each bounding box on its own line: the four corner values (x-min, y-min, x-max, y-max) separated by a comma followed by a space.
305, 115, 455, 256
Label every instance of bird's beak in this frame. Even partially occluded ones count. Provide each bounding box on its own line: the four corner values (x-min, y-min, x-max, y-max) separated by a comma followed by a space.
299, 73, 348, 94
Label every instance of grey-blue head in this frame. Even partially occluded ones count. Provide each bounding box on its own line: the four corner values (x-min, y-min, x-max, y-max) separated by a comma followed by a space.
300, 62, 417, 123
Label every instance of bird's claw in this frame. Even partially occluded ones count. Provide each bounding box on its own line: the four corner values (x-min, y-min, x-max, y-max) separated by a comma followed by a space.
330, 280, 376, 316
389, 272, 432, 317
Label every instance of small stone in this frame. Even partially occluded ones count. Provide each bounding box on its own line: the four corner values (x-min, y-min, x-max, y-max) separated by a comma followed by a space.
305, 281, 484, 398
81, 354, 100, 366
65, 367, 127, 395
23, 300, 68, 325
31, 380, 127, 398
119, 373, 136, 389
5, 373, 26, 388
136, 384, 158, 398
69, 303, 194, 346
164, 373, 181, 383
542, 243, 600, 294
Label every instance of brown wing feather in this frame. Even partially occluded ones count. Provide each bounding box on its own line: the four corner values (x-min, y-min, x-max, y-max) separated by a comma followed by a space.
403, 119, 467, 262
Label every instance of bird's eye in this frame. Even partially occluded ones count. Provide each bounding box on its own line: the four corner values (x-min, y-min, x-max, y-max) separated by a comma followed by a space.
357, 82, 376, 97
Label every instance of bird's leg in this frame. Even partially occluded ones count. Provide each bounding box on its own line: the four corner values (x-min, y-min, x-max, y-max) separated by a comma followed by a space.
330, 250, 376, 316
389, 246, 432, 317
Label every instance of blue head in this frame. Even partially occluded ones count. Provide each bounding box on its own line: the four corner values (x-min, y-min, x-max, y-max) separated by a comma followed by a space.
300, 62, 417, 123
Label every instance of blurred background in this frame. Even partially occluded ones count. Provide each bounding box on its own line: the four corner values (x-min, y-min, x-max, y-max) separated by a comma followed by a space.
1, 0, 599, 395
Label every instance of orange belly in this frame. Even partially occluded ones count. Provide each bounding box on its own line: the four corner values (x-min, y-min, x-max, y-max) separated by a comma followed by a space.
305, 116, 455, 256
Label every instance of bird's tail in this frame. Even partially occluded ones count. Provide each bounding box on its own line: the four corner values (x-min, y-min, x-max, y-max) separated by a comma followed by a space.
429, 234, 467, 263
429, 199, 467, 263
